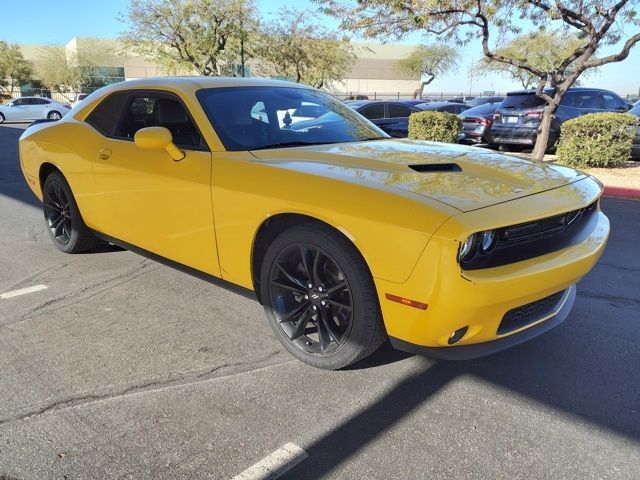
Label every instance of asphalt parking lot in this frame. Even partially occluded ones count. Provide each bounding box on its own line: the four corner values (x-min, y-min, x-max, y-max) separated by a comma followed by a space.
0, 123, 638, 479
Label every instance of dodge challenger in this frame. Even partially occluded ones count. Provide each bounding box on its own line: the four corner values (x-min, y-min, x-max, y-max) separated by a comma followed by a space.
19, 77, 609, 369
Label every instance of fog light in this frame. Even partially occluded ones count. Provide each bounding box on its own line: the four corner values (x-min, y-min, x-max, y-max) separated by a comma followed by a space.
448, 326, 469, 345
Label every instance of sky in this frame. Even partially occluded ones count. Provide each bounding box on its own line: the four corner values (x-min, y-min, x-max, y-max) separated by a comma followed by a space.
2, 0, 639, 96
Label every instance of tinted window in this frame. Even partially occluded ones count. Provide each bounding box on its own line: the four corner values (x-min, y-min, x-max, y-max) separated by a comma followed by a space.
562, 91, 604, 109
13, 99, 26, 106
501, 94, 546, 109
462, 103, 498, 116
29, 98, 49, 105
359, 103, 385, 119
115, 94, 205, 149
602, 93, 625, 110
197, 86, 386, 151
388, 104, 413, 118
86, 93, 128, 136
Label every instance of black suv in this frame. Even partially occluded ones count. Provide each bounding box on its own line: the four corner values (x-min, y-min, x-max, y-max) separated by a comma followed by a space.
491, 88, 629, 150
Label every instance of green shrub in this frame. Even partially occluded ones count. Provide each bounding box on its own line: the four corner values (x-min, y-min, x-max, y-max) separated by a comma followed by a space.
556, 112, 638, 168
408, 111, 462, 143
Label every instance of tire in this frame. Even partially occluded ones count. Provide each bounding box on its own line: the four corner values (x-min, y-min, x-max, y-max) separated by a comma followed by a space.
259, 223, 386, 370
42, 172, 98, 253
47, 110, 62, 120
498, 144, 514, 152
0, 113, 5, 123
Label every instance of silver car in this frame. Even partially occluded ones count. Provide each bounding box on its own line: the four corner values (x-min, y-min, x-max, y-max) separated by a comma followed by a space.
0, 97, 71, 123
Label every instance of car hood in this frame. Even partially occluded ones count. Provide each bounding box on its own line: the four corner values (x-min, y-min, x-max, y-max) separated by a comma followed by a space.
250, 139, 588, 212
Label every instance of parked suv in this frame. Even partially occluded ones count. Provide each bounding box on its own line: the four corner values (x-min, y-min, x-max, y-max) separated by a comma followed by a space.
491, 88, 629, 150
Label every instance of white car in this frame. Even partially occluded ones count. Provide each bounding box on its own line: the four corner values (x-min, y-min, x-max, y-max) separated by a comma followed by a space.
0, 97, 71, 123
71, 93, 89, 108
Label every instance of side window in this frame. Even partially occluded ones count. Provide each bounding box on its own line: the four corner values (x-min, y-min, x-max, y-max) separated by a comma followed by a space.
574, 92, 605, 109
603, 93, 625, 110
13, 99, 26, 106
86, 92, 128, 136
388, 104, 413, 118
31, 98, 49, 105
359, 103, 385, 120
115, 93, 205, 149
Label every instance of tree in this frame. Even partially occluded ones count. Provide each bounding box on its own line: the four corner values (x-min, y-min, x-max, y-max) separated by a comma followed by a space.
477, 31, 597, 89
37, 42, 117, 98
259, 8, 355, 88
317, 0, 640, 160
397, 44, 459, 98
119, 0, 257, 76
0, 41, 33, 95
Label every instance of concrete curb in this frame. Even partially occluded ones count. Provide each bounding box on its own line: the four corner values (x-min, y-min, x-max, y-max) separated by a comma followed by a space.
603, 185, 640, 200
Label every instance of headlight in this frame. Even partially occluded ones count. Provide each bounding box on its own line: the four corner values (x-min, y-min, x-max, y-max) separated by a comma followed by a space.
480, 230, 497, 254
459, 234, 477, 262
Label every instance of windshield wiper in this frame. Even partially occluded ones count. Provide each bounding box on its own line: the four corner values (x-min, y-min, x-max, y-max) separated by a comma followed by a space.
251, 141, 334, 151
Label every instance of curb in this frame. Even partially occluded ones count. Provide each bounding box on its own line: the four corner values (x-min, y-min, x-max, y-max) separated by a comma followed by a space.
603, 185, 640, 200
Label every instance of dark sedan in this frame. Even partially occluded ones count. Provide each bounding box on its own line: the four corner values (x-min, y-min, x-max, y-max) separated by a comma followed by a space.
458, 103, 501, 145
346, 100, 420, 137
416, 101, 470, 114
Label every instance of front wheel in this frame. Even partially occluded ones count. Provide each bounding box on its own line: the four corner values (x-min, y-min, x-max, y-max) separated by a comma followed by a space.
47, 110, 62, 120
0, 113, 5, 123
42, 172, 98, 253
260, 223, 386, 370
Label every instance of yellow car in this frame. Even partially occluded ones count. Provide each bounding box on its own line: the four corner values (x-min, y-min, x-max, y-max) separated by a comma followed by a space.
19, 78, 609, 369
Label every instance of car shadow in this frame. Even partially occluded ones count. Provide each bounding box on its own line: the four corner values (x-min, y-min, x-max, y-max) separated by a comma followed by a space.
0, 124, 41, 209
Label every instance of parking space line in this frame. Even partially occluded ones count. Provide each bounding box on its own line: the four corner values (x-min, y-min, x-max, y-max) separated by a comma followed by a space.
232, 443, 308, 480
0, 284, 48, 299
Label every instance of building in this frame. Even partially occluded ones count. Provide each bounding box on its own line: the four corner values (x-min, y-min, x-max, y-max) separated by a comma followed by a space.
17, 37, 420, 98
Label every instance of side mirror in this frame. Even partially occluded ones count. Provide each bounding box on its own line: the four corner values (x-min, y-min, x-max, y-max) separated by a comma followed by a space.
134, 126, 185, 161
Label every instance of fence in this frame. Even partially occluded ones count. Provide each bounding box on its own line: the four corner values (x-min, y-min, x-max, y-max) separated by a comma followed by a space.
340, 91, 640, 102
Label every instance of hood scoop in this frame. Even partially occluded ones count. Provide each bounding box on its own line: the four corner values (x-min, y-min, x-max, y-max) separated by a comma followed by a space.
409, 163, 462, 173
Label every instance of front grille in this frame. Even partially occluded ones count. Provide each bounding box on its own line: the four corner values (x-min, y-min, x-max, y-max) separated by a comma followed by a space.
501, 202, 597, 247
461, 200, 599, 270
498, 290, 566, 335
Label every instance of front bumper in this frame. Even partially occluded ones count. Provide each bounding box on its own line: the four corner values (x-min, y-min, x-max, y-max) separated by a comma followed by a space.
375, 176, 609, 358
390, 286, 575, 360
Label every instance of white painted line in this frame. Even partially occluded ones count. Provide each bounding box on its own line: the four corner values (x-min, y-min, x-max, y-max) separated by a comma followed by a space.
232, 443, 309, 480
0, 284, 48, 299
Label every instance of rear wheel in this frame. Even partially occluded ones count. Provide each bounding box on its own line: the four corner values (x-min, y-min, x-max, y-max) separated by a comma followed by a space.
0, 113, 5, 123
42, 172, 98, 253
47, 110, 62, 120
260, 223, 386, 370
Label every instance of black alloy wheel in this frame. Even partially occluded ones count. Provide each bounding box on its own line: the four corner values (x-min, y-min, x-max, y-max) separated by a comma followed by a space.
42, 172, 98, 253
260, 223, 386, 370
268, 243, 353, 355
44, 179, 72, 245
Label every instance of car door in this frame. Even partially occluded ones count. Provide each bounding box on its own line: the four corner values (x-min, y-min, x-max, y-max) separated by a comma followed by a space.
382, 103, 415, 137
5, 98, 30, 120
85, 90, 220, 276
27, 98, 50, 119
357, 103, 387, 131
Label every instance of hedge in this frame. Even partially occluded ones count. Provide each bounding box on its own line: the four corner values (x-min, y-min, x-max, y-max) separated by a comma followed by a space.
556, 112, 638, 168
408, 111, 462, 143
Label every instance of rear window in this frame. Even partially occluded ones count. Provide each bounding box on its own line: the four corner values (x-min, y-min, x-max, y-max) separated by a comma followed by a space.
501, 94, 546, 109
462, 103, 498, 116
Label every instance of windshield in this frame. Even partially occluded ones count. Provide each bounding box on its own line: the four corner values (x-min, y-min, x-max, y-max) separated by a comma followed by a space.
197, 86, 387, 151
462, 103, 499, 116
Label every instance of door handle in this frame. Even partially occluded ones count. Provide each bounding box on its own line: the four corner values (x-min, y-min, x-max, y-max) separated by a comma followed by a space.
98, 148, 112, 160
